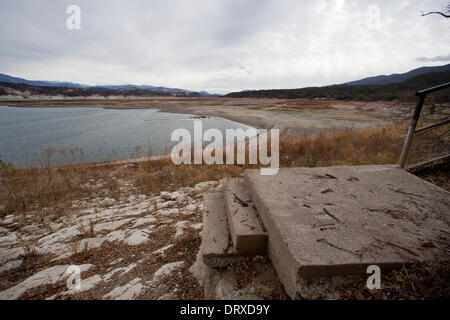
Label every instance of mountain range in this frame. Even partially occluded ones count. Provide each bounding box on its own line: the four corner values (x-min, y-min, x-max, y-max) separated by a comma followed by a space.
342, 64, 450, 86
0, 73, 215, 96
225, 64, 450, 101
1, 64, 449, 100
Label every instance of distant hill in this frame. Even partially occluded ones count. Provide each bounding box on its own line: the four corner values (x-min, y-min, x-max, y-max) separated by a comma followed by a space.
0, 73, 214, 97
225, 70, 450, 102
0, 81, 205, 98
342, 64, 450, 86
0, 73, 88, 88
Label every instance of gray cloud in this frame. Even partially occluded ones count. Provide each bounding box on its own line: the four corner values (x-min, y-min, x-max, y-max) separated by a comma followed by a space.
416, 54, 450, 62
0, 0, 449, 94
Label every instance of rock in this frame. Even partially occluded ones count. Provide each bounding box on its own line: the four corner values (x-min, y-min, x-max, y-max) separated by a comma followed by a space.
0, 260, 22, 274
170, 192, 181, 200
186, 188, 198, 197
0, 264, 93, 300
22, 225, 41, 233
194, 181, 217, 192
93, 218, 132, 232
176, 194, 189, 206
160, 192, 172, 200
63, 275, 102, 295
103, 278, 143, 300
215, 279, 263, 300
157, 208, 179, 217
132, 216, 157, 228
128, 195, 137, 203
125, 229, 150, 246
105, 230, 127, 242
153, 244, 174, 255
175, 221, 188, 238
1, 215, 14, 225
153, 261, 184, 281
158, 292, 178, 300
99, 198, 116, 208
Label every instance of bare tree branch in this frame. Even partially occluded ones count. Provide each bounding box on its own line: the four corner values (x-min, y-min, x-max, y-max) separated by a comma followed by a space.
421, 11, 450, 18
421, 3, 450, 18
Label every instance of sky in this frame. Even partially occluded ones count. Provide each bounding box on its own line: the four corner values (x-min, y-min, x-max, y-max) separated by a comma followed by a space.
0, 0, 449, 94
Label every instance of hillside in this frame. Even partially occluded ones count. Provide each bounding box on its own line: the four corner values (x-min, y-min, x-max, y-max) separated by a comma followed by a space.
0, 81, 204, 98
225, 71, 450, 102
0, 73, 213, 97
343, 64, 450, 86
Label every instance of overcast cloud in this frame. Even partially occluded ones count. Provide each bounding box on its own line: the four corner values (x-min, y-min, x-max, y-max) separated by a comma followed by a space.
0, 0, 449, 94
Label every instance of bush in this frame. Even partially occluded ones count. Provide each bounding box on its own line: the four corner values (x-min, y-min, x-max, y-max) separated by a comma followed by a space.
0, 155, 10, 170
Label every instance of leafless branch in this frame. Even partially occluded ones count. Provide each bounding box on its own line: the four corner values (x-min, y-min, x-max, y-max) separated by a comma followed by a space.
421, 11, 450, 18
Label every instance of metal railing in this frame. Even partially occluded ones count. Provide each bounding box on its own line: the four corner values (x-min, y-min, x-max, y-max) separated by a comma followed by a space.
398, 81, 450, 170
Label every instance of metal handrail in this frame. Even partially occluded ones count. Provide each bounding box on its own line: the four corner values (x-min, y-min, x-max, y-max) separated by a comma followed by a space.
398, 82, 450, 169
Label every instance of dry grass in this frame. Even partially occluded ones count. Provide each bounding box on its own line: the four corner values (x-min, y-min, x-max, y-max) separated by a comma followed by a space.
278, 125, 406, 168
1, 123, 447, 219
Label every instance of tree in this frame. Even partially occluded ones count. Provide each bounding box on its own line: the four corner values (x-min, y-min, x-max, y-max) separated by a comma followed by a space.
421, 3, 450, 18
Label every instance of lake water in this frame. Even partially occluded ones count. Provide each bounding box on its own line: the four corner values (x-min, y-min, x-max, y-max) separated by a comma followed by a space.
0, 106, 254, 167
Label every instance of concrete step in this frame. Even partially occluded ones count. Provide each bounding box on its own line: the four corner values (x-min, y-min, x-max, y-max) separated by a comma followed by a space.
244, 165, 450, 299
201, 192, 240, 268
223, 178, 267, 254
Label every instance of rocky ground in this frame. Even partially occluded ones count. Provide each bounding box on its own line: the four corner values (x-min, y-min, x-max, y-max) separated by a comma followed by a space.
0, 177, 286, 300
1, 171, 449, 300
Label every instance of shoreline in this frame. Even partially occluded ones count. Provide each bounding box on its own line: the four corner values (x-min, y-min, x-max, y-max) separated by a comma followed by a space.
1, 97, 400, 133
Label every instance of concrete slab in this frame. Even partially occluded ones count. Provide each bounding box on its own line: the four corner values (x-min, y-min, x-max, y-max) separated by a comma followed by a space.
201, 192, 241, 267
244, 165, 450, 299
224, 179, 267, 254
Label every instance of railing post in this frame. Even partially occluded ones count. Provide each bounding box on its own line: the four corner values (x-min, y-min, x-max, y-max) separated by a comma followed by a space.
398, 93, 426, 168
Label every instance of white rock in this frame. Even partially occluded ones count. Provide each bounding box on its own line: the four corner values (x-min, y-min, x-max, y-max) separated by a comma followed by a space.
190, 223, 203, 230
99, 198, 116, 208
63, 274, 102, 295
160, 192, 172, 200
0, 264, 93, 300
22, 225, 41, 233
0, 232, 18, 245
1, 215, 14, 225
175, 221, 188, 238
180, 204, 197, 215
157, 208, 179, 217
153, 261, 184, 281
186, 187, 198, 197
152, 244, 174, 255
194, 181, 217, 191
0, 226, 9, 235
105, 230, 127, 242
125, 229, 150, 246
176, 194, 189, 206
158, 293, 178, 300
0, 260, 22, 274
132, 216, 157, 228
103, 263, 137, 282
93, 218, 132, 232
0, 247, 24, 265
103, 278, 143, 300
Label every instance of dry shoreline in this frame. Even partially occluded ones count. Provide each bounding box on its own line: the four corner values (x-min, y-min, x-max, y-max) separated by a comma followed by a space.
1, 97, 404, 139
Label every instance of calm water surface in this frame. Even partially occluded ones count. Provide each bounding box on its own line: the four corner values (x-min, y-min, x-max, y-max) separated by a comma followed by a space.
0, 106, 254, 167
